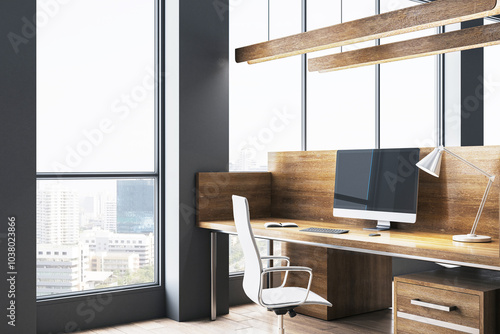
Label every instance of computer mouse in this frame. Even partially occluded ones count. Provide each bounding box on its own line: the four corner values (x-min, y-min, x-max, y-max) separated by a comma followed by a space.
369, 233, 381, 237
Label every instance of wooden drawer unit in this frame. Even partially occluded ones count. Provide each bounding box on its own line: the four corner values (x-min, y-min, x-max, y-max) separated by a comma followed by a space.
394, 268, 500, 334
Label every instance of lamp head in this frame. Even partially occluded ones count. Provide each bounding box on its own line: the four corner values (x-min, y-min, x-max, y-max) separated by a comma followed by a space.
416, 147, 443, 177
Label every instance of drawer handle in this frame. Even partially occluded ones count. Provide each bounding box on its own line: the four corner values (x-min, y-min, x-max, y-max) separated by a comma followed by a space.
411, 299, 457, 312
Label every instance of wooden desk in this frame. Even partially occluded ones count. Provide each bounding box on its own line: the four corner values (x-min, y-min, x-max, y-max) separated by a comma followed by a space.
200, 217, 500, 321
197, 146, 500, 321
199, 218, 500, 269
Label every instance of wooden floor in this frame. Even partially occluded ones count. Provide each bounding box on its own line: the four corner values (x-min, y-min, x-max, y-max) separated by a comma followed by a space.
76, 303, 393, 334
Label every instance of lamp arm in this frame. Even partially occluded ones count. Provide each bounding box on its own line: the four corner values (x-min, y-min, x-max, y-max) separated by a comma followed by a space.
443, 147, 495, 179
441, 147, 495, 236
469, 178, 494, 236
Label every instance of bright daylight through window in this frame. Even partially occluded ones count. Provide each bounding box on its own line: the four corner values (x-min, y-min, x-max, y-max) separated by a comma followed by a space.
36, 0, 157, 297
229, 0, 437, 273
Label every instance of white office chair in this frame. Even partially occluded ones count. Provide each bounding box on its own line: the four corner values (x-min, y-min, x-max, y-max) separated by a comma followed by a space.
232, 195, 332, 334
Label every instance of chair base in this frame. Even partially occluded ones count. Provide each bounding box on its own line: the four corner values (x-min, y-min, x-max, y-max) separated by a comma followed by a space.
271, 307, 297, 334
271, 306, 297, 317
278, 314, 284, 334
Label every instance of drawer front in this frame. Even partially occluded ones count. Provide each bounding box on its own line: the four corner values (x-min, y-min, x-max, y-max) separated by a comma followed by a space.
397, 316, 478, 334
396, 282, 480, 329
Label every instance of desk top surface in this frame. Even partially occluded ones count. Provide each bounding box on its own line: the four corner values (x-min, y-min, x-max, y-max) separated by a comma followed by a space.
198, 218, 500, 270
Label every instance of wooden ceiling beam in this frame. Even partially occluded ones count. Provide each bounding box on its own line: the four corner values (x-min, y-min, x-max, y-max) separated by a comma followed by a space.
235, 0, 500, 64
308, 22, 500, 72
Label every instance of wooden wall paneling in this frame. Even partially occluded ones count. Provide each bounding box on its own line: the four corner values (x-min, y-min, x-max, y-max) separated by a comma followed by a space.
282, 243, 392, 320
196, 172, 272, 222
235, 0, 500, 64
413, 146, 500, 237
268, 150, 370, 227
269, 147, 500, 237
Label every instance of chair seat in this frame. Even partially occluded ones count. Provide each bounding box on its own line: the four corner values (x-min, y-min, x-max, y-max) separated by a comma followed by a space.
261, 286, 332, 308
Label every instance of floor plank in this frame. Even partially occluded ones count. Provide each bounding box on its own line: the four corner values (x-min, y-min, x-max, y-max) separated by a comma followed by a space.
91, 328, 124, 334
76, 304, 393, 333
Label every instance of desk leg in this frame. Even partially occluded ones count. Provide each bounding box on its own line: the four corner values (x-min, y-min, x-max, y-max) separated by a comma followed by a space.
211, 232, 217, 321
267, 240, 274, 288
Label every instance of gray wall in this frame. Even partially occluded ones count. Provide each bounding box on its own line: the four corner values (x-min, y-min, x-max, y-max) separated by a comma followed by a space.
165, 0, 230, 321
461, 19, 485, 146
37, 288, 166, 333
0, 0, 37, 333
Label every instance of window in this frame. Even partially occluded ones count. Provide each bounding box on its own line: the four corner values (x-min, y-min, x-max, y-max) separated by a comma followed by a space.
307, 0, 435, 150
36, 0, 157, 297
229, 1, 493, 277
229, 0, 302, 171
228, 0, 436, 274
484, 18, 500, 145
229, 237, 270, 273
307, 0, 376, 150
379, 0, 436, 148
229, 0, 299, 272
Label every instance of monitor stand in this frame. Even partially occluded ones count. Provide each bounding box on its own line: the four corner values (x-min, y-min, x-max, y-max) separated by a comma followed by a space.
363, 220, 391, 231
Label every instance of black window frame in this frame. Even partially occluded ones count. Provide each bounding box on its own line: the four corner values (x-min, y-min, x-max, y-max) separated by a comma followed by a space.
35, 0, 166, 332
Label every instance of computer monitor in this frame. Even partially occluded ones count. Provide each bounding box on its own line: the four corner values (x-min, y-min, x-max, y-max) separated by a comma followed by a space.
333, 148, 420, 231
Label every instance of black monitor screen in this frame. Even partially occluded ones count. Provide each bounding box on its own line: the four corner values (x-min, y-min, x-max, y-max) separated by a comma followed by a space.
334, 148, 420, 214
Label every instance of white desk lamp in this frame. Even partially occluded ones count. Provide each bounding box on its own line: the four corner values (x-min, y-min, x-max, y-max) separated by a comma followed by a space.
416, 146, 495, 243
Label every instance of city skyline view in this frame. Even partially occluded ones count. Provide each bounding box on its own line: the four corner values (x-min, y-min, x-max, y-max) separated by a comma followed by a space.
36, 179, 156, 296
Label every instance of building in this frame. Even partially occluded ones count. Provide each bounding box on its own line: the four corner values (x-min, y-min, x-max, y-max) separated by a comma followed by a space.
90, 252, 140, 274
36, 244, 89, 297
104, 197, 117, 233
116, 180, 155, 234
81, 229, 154, 267
37, 183, 80, 245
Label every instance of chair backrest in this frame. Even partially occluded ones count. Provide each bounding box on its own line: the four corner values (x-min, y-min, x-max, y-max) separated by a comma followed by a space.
232, 195, 263, 305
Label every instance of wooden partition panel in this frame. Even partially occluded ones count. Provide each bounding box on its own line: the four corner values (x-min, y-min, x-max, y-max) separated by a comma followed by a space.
269, 146, 500, 237
415, 147, 500, 237
269, 150, 358, 225
196, 172, 272, 222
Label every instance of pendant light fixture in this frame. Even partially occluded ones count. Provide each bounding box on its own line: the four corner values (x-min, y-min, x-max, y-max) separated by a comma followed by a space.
308, 22, 500, 72
235, 0, 500, 65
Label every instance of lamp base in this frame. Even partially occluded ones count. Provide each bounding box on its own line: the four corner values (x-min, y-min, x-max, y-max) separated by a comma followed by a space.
452, 234, 492, 243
